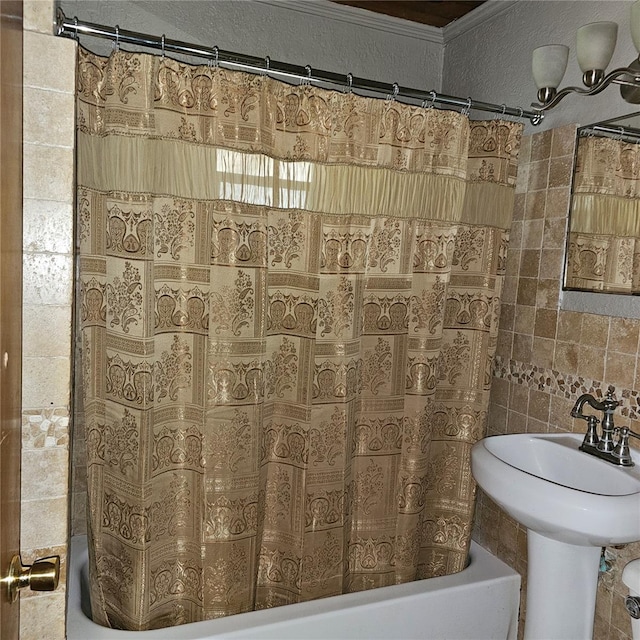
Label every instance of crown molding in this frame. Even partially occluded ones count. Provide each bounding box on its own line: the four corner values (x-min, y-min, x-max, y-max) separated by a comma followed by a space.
443, 0, 518, 43
255, 0, 444, 44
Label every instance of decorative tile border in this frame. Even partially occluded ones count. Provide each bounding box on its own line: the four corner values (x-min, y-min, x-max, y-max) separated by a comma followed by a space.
22, 407, 69, 449
493, 356, 640, 421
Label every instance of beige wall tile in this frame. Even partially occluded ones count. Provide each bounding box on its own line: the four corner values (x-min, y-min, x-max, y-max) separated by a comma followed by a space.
23, 87, 75, 148
534, 308, 557, 339
608, 317, 640, 355
23, 304, 72, 358
530, 130, 552, 161
20, 497, 68, 551
24, 199, 73, 254
524, 190, 545, 220
516, 278, 537, 306
548, 155, 573, 188
23, 253, 73, 306
514, 305, 535, 335
531, 336, 554, 369
22, 356, 71, 409
23, 143, 74, 202
519, 250, 540, 278
23, 31, 76, 93
545, 187, 571, 219
580, 313, 610, 348
22, 449, 69, 501
23, 0, 55, 34
527, 159, 549, 191
19, 592, 66, 640
538, 248, 564, 280
605, 352, 636, 389
522, 219, 544, 249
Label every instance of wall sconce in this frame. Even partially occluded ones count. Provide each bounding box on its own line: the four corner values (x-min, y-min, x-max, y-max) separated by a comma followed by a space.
532, 1, 640, 111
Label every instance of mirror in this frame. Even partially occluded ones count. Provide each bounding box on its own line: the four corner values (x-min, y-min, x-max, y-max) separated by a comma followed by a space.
564, 112, 640, 294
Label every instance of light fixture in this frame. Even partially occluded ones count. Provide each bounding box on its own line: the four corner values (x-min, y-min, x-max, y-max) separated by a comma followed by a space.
532, 2, 640, 112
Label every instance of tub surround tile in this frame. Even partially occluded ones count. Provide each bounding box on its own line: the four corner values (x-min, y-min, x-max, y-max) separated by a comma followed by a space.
23, 143, 74, 203
20, 497, 68, 551
19, 592, 66, 640
23, 86, 75, 148
23, 305, 72, 358
23, 199, 73, 254
23, 0, 54, 34
23, 252, 73, 306
23, 31, 76, 93
21, 449, 69, 500
22, 356, 71, 409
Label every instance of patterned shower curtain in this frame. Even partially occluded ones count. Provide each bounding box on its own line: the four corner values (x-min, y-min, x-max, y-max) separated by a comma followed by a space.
566, 133, 640, 293
75, 46, 521, 630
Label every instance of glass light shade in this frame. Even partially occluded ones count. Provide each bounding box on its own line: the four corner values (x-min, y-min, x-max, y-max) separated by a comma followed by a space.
576, 22, 618, 72
532, 45, 569, 89
632, 0, 640, 52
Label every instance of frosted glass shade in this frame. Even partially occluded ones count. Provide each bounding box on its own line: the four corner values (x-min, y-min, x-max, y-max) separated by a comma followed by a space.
532, 45, 569, 89
576, 22, 618, 72
632, 1, 640, 52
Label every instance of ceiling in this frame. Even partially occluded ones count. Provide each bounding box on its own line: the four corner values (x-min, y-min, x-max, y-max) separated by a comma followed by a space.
330, 1, 487, 28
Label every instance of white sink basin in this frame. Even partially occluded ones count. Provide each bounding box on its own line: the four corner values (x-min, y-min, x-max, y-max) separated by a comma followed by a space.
471, 432, 640, 546
471, 432, 640, 639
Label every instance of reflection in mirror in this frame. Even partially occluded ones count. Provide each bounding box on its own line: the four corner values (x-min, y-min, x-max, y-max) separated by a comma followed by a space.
564, 113, 640, 294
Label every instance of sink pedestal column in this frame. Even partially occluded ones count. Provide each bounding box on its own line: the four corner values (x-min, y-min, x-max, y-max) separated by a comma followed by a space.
524, 531, 601, 640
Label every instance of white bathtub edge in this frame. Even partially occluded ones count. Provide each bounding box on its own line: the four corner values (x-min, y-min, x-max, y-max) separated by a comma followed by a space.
67, 535, 521, 640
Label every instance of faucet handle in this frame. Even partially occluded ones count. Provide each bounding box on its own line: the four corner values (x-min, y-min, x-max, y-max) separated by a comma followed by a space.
582, 415, 600, 447
604, 387, 621, 409
612, 427, 634, 466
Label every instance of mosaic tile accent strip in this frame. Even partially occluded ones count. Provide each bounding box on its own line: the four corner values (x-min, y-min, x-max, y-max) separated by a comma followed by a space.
22, 407, 69, 449
493, 356, 640, 420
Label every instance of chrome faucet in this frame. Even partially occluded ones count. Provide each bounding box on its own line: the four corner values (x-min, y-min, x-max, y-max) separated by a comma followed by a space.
570, 387, 640, 467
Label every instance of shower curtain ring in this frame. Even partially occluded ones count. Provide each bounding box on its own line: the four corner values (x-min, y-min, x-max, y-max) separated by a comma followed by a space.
301, 64, 312, 86
345, 72, 353, 93
495, 104, 506, 120
73, 16, 79, 41
387, 82, 399, 101
422, 90, 437, 110
209, 45, 219, 68
263, 56, 270, 76
161, 34, 165, 59
462, 97, 472, 116
113, 25, 119, 52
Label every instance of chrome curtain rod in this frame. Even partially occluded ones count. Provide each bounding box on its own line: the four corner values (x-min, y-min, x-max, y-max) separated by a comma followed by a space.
55, 8, 544, 126
580, 123, 640, 142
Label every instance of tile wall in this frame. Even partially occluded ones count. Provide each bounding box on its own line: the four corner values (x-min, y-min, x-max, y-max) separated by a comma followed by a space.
20, 2, 75, 638
474, 124, 640, 640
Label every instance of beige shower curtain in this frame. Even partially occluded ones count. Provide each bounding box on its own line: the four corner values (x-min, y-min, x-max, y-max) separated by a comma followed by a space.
75, 46, 521, 630
566, 134, 640, 293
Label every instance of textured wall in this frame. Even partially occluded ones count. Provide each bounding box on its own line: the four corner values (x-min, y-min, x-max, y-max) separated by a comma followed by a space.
443, 1, 636, 134
59, 0, 444, 91
474, 125, 640, 640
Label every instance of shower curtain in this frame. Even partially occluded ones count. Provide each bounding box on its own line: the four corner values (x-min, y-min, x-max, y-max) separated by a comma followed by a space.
75, 46, 522, 630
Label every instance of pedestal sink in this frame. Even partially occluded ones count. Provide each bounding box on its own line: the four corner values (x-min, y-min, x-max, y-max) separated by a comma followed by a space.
471, 433, 640, 640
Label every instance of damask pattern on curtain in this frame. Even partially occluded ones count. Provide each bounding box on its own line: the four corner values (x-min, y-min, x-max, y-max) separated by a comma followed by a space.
566, 134, 640, 293
75, 46, 521, 630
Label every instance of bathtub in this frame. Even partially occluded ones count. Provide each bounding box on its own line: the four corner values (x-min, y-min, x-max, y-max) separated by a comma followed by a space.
67, 536, 520, 640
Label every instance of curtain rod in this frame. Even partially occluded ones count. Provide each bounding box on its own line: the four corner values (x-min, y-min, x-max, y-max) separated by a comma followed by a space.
580, 123, 640, 143
55, 8, 543, 126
